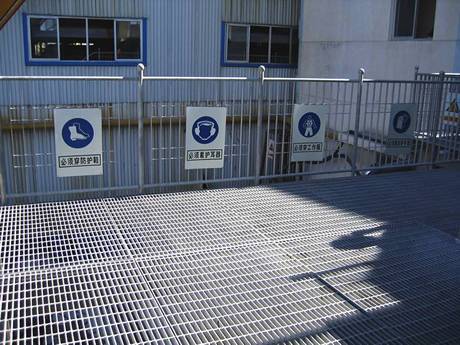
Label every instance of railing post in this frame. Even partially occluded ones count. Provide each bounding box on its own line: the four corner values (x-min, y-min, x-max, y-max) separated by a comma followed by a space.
255, 65, 265, 185
0, 118, 6, 205
137, 63, 145, 194
412, 65, 420, 102
430, 71, 445, 168
352, 68, 365, 176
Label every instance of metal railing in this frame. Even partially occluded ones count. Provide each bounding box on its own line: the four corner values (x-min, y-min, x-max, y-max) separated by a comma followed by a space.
1, 65, 459, 204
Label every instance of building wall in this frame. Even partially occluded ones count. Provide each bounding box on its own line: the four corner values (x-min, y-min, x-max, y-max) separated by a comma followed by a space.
298, 0, 460, 79
0, 0, 300, 104
0, 0, 299, 77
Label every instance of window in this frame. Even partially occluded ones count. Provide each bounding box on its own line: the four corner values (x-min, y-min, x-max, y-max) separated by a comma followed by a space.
88, 19, 114, 60
25, 15, 145, 65
116, 21, 141, 59
394, 0, 436, 39
226, 25, 248, 61
59, 18, 86, 60
271, 27, 291, 64
249, 26, 270, 63
29, 18, 58, 59
224, 23, 298, 67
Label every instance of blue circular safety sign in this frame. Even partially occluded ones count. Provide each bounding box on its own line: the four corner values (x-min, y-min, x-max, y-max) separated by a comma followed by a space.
393, 111, 411, 134
298, 112, 321, 138
192, 116, 219, 144
62, 118, 94, 149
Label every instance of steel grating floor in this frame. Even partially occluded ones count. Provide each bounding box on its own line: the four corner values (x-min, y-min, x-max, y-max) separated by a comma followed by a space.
1, 170, 459, 344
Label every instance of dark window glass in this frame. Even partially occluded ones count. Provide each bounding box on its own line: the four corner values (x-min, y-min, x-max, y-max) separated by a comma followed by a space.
30, 18, 58, 58
415, 0, 436, 38
270, 27, 290, 64
227, 25, 248, 61
59, 18, 87, 60
116, 21, 141, 59
394, 0, 416, 37
291, 28, 299, 65
249, 26, 269, 63
88, 19, 114, 60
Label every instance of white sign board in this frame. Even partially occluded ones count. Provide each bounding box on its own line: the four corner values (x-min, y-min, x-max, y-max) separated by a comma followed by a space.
54, 108, 103, 177
385, 103, 416, 156
291, 104, 327, 162
185, 107, 227, 169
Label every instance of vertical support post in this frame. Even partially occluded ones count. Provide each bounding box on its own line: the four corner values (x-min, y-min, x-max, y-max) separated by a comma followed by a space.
0, 117, 6, 205
352, 68, 365, 176
255, 65, 265, 185
137, 63, 145, 194
431, 71, 445, 168
411, 65, 420, 102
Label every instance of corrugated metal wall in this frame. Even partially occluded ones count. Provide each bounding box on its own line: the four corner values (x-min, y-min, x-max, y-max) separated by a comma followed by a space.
0, 0, 300, 203
0, 0, 299, 77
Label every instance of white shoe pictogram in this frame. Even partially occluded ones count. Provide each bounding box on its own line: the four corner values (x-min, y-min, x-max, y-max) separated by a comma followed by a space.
69, 123, 89, 141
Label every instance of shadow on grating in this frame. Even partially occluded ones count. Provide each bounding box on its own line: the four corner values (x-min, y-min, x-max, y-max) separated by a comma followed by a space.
0, 169, 459, 344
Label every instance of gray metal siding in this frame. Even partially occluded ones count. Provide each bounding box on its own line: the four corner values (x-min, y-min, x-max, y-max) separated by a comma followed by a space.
223, 0, 300, 25
0, 0, 299, 78
0, 0, 299, 105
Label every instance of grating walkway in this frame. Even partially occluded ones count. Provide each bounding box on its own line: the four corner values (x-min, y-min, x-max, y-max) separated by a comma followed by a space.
1, 170, 459, 344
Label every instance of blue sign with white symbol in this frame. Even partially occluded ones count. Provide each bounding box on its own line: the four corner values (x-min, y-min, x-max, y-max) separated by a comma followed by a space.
192, 116, 219, 144
62, 118, 94, 149
298, 112, 321, 138
393, 110, 411, 134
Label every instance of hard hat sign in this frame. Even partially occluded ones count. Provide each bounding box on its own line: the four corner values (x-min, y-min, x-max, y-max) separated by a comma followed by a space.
54, 108, 103, 177
186, 107, 226, 170
291, 104, 327, 162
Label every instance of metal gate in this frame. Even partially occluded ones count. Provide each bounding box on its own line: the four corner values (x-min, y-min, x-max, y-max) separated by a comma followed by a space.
1, 66, 459, 204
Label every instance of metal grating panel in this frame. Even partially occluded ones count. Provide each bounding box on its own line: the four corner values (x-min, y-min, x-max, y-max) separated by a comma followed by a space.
0, 200, 131, 274
105, 192, 270, 258
0, 170, 460, 344
208, 186, 384, 242
0, 262, 178, 344
137, 245, 364, 345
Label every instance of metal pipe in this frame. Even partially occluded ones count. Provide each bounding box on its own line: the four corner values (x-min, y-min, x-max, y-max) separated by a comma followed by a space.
254, 65, 265, 185
431, 71, 445, 168
0, 76, 130, 80
0, 117, 6, 205
264, 77, 356, 82
137, 63, 145, 194
352, 68, 365, 175
142, 76, 255, 81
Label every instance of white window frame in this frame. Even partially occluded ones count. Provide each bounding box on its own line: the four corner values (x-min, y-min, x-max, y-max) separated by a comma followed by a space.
27, 15, 144, 62
27, 15, 61, 61
114, 19, 143, 62
391, 0, 436, 40
224, 23, 298, 65
225, 23, 250, 63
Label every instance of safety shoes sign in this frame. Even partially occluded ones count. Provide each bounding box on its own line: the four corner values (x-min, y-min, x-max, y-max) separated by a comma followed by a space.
291, 104, 328, 162
185, 107, 227, 170
54, 108, 103, 177
385, 103, 416, 156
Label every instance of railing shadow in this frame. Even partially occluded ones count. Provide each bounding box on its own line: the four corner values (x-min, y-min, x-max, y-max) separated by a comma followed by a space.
257, 170, 460, 344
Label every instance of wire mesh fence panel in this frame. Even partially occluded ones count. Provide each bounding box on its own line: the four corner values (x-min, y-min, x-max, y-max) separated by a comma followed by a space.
142, 78, 260, 192
0, 78, 138, 203
1, 70, 460, 204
